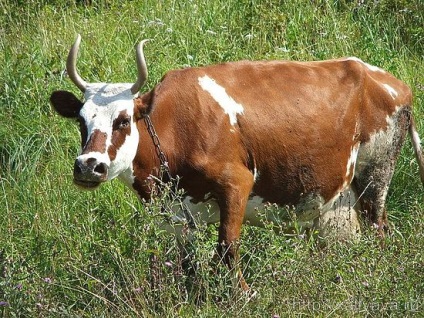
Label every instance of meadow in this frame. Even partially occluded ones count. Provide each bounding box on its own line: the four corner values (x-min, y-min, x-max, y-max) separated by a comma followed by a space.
0, 0, 423, 316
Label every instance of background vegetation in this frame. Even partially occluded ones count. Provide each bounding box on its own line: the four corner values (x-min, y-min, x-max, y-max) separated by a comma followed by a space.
0, 0, 423, 316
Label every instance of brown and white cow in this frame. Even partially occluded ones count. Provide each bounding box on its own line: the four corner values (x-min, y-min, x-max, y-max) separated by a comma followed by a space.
50, 35, 424, 290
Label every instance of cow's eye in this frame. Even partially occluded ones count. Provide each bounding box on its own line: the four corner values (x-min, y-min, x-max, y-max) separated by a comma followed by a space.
119, 118, 131, 130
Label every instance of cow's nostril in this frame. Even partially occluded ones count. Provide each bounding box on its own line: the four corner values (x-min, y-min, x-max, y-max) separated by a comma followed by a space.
94, 162, 107, 175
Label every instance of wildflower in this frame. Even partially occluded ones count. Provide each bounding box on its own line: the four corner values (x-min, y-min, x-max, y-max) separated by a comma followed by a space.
206, 30, 217, 35
276, 47, 290, 53
0, 301, 9, 307
43, 277, 52, 284
164, 261, 173, 267
147, 19, 165, 27
133, 287, 142, 293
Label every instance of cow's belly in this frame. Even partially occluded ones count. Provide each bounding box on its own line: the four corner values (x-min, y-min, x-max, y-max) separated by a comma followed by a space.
160, 186, 360, 238
159, 195, 261, 235
245, 185, 361, 238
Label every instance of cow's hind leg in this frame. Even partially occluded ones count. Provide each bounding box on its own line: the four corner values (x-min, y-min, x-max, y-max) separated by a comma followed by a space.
354, 107, 411, 236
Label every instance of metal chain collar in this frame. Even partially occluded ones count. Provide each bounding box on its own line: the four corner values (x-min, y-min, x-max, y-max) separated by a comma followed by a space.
143, 115, 197, 229
143, 115, 172, 181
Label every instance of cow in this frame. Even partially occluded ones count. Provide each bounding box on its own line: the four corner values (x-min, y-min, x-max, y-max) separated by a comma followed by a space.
50, 35, 424, 291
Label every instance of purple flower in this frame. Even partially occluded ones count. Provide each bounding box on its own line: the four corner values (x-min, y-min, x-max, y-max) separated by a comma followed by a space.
43, 277, 52, 284
0, 301, 9, 307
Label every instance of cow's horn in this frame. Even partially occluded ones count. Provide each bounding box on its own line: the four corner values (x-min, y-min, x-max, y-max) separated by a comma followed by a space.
66, 34, 88, 93
131, 39, 149, 95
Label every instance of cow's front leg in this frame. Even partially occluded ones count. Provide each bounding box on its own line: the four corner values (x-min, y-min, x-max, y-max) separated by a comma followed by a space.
216, 166, 254, 291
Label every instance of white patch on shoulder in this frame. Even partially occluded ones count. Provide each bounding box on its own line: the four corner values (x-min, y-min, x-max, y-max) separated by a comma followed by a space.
198, 75, 244, 126
346, 57, 385, 73
382, 83, 398, 99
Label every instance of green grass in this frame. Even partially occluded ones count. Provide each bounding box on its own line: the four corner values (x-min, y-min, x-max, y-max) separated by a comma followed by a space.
1, 0, 423, 316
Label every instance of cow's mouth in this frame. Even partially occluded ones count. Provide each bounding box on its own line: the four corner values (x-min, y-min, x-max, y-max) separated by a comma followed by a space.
73, 179, 102, 189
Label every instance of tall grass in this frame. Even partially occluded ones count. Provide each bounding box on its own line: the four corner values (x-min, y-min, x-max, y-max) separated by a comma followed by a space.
1, 0, 423, 316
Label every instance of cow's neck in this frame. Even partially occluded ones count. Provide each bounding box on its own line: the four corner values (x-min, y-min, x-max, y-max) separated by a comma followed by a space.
127, 109, 174, 200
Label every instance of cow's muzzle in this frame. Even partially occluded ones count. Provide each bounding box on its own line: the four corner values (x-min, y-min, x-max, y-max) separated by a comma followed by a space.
73, 157, 108, 189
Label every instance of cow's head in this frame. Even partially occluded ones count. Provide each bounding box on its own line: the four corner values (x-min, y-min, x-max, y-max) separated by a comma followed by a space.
50, 35, 148, 189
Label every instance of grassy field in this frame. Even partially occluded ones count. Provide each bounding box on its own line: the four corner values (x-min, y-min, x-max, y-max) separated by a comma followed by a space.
1, 0, 423, 316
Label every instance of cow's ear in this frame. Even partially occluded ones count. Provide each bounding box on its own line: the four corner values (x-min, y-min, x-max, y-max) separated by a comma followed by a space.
50, 90, 83, 118
133, 93, 153, 120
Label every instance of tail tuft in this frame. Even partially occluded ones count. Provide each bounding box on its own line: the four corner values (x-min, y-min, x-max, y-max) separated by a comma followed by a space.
409, 118, 424, 187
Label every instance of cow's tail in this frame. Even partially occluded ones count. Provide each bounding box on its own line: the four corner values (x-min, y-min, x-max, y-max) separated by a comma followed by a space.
409, 117, 424, 187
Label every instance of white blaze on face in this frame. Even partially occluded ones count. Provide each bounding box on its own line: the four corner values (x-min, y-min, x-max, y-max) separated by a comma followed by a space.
198, 75, 244, 126
78, 83, 139, 180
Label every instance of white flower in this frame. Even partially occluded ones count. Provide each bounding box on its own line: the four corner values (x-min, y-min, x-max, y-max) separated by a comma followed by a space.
276, 47, 290, 53
147, 19, 165, 27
